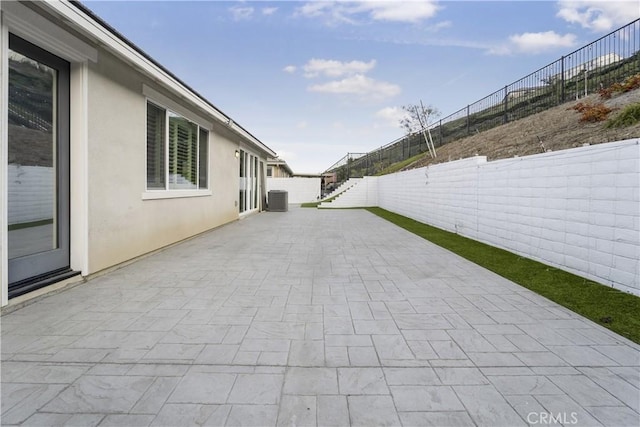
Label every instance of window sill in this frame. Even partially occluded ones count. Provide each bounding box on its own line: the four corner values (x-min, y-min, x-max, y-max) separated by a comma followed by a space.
142, 190, 212, 200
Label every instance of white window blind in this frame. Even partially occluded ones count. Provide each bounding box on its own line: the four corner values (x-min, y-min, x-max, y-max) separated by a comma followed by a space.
146, 101, 208, 191
168, 113, 198, 189
198, 128, 208, 189
146, 103, 165, 189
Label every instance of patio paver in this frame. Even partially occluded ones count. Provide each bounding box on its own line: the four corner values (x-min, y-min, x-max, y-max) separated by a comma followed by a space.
1, 207, 639, 426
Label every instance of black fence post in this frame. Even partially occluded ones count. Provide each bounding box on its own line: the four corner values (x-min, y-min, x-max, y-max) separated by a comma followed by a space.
466, 105, 470, 135
561, 55, 565, 103
503, 86, 508, 124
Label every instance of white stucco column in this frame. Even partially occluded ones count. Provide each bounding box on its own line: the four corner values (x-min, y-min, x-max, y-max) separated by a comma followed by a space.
70, 61, 89, 276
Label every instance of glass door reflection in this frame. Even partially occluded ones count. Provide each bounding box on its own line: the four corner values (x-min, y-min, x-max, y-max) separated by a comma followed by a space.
7, 50, 58, 259
7, 34, 70, 290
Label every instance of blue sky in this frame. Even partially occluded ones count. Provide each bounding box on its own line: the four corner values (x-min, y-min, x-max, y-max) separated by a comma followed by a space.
82, 1, 639, 173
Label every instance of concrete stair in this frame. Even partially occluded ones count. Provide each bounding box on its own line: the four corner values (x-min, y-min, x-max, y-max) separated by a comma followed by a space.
319, 177, 376, 208
321, 178, 362, 201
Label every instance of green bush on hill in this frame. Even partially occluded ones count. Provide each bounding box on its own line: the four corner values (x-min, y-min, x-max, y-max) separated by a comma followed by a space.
606, 102, 640, 128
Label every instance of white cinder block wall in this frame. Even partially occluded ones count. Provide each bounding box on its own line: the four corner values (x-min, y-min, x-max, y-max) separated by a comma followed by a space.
378, 157, 484, 232
267, 177, 321, 204
366, 139, 639, 295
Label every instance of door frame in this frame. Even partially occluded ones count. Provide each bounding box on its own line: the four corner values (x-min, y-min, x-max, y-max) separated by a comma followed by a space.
7, 33, 71, 296
1, 1, 97, 306
238, 148, 263, 216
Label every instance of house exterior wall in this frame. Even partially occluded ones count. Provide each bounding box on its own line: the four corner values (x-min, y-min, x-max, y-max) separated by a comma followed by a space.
84, 50, 243, 273
1, 1, 274, 305
323, 172, 337, 185
271, 165, 292, 178
267, 177, 321, 204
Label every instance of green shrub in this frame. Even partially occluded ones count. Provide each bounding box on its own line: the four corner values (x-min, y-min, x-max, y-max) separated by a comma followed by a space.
605, 102, 640, 128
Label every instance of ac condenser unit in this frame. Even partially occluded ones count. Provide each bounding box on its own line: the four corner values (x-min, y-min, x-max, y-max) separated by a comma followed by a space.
268, 190, 288, 212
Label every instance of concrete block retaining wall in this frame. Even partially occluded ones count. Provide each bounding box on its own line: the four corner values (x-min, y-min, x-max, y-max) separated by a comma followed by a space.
340, 139, 640, 295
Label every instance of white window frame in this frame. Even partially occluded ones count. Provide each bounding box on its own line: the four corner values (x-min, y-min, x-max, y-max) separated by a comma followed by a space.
142, 87, 212, 200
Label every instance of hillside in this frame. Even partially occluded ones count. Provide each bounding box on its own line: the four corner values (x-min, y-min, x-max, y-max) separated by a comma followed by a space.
405, 88, 640, 170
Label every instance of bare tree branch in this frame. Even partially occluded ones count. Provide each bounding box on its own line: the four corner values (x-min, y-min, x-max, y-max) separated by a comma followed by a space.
399, 103, 440, 135
399, 101, 440, 159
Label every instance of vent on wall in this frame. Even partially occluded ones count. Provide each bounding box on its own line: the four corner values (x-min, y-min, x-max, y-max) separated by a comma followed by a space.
268, 190, 288, 212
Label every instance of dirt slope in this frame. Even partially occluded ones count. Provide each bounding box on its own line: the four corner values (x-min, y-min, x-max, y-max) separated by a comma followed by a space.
408, 89, 640, 169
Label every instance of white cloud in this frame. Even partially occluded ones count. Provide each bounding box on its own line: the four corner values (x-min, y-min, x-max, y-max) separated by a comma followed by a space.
296, 0, 441, 25
229, 4, 277, 20
509, 31, 578, 53
556, 0, 640, 32
375, 106, 408, 127
296, 2, 333, 19
229, 6, 254, 21
308, 74, 401, 100
283, 65, 297, 73
488, 31, 578, 55
303, 58, 376, 78
294, 57, 399, 102
262, 7, 278, 16
429, 20, 452, 32
361, 1, 441, 23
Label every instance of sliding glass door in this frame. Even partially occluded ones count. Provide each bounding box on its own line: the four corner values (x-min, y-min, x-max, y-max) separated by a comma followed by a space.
7, 34, 70, 292
238, 150, 260, 214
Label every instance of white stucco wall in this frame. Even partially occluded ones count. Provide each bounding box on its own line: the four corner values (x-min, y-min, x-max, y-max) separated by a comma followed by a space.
1, 1, 277, 305
84, 49, 245, 274
332, 140, 640, 295
267, 177, 321, 204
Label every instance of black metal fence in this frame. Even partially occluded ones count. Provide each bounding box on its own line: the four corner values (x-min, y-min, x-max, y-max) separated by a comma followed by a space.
325, 19, 640, 179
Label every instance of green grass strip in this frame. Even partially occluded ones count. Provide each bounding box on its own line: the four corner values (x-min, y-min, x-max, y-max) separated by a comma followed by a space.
366, 207, 640, 344
301, 202, 321, 208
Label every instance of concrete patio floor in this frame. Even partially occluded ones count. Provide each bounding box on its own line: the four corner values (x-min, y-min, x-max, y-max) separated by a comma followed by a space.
1, 207, 639, 426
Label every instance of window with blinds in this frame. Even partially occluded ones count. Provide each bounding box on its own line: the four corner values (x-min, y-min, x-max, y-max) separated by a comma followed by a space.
198, 128, 208, 189
146, 101, 208, 191
146, 103, 165, 189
